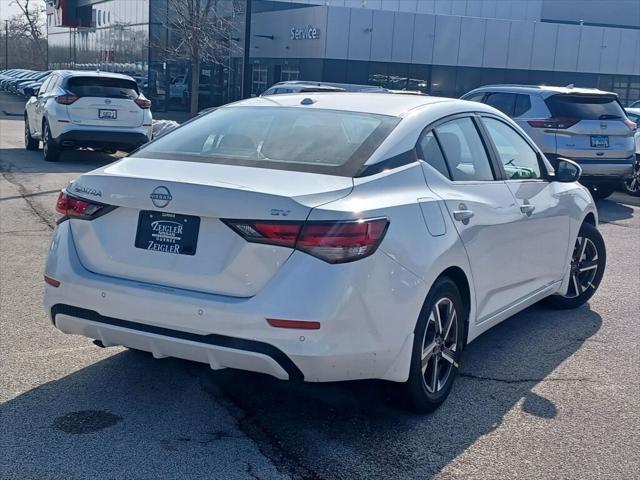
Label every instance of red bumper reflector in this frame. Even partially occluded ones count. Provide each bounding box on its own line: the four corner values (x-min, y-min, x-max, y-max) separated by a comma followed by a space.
44, 275, 61, 287
266, 318, 321, 330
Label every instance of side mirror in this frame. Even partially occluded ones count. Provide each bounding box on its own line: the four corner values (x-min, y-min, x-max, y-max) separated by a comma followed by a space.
554, 157, 582, 183
24, 87, 35, 98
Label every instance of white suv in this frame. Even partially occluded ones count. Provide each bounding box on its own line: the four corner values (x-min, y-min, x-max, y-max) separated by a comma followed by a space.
24, 71, 153, 162
462, 85, 637, 199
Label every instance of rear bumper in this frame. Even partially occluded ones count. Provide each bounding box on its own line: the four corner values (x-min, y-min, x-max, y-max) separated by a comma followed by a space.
547, 154, 634, 183
44, 221, 424, 383
52, 304, 302, 381
55, 130, 150, 151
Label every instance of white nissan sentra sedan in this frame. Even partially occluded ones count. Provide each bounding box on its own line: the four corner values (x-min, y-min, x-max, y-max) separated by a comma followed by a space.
44, 93, 605, 412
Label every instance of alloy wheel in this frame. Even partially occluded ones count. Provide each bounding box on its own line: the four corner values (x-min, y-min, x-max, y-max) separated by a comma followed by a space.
43, 123, 50, 157
623, 159, 640, 195
563, 236, 599, 299
421, 297, 458, 393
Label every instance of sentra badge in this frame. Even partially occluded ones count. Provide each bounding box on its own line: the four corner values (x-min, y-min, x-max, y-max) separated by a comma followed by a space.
73, 184, 102, 197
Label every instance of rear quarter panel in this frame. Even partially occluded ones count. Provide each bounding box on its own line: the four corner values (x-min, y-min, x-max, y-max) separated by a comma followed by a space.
308, 164, 476, 343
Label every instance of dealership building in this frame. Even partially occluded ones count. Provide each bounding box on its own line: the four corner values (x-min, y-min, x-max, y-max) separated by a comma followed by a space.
47, 0, 640, 110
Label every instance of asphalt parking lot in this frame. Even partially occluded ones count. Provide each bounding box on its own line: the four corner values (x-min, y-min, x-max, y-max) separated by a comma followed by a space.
1, 92, 638, 480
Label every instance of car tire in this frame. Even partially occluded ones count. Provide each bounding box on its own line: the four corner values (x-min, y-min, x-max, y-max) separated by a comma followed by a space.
402, 276, 466, 413
42, 121, 60, 162
24, 117, 39, 150
622, 155, 640, 197
588, 184, 616, 200
544, 222, 606, 310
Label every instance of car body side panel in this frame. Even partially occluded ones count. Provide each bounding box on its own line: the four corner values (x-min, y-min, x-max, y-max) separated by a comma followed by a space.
317, 163, 477, 340
503, 179, 572, 293
557, 184, 598, 296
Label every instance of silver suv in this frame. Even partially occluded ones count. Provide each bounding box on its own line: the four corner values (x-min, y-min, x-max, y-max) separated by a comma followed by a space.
462, 85, 637, 199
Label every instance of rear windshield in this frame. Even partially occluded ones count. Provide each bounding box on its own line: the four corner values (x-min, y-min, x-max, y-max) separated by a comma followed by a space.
545, 94, 625, 120
67, 77, 139, 99
133, 106, 399, 176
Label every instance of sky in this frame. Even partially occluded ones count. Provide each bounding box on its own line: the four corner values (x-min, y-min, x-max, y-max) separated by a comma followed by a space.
0, 0, 45, 21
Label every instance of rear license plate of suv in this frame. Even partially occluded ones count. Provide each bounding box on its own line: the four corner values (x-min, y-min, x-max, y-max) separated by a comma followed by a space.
135, 211, 200, 256
590, 135, 609, 148
98, 109, 117, 119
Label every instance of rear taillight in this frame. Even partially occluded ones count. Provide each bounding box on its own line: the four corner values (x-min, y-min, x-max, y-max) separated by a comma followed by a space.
135, 97, 151, 109
223, 218, 389, 264
55, 94, 78, 105
55, 191, 116, 223
527, 117, 579, 129
224, 221, 301, 247
624, 118, 637, 131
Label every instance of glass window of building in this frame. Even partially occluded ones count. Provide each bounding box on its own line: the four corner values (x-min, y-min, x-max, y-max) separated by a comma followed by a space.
252, 65, 268, 96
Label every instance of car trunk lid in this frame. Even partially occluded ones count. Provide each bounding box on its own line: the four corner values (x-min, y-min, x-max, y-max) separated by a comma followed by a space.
67, 157, 353, 297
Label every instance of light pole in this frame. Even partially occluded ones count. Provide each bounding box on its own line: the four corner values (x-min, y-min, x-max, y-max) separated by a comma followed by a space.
241, 0, 252, 99
4, 20, 8, 70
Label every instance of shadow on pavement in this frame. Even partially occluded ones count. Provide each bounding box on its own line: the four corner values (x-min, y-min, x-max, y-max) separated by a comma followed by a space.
0, 147, 118, 174
596, 197, 635, 223
1, 110, 23, 120
1, 303, 602, 479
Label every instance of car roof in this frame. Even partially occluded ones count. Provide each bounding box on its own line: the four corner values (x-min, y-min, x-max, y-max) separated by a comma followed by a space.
269, 80, 388, 92
465, 84, 617, 98
228, 92, 454, 117
52, 70, 137, 81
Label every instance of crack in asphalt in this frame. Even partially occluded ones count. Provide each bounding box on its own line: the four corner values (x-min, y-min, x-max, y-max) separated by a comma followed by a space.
599, 220, 636, 229
459, 372, 599, 384
0, 230, 51, 236
198, 374, 323, 480
0, 164, 56, 230
246, 462, 264, 480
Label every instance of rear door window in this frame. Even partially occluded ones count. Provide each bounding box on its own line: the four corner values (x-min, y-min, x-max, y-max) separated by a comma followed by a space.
514, 94, 531, 117
464, 93, 486, 102
485, 92, 516, 116
418, 131, 450, 179
434, 118, 495, 181
67, 77, 139, 99
545, 94, 625, 120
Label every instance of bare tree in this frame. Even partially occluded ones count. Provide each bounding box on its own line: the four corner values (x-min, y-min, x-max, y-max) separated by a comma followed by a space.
161, 0, 242, 115
9, 0, 46, 68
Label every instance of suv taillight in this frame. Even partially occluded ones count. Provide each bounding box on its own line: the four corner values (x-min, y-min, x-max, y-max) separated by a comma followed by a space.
55, 191, 116, 224
223, 218, 389, 264
135, 97, 151, 109
527, 117, 579, 129
55, 94, 78, 105
623, 118, 637, 131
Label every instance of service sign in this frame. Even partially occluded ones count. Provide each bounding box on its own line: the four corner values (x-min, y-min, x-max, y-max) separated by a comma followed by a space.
290, 25, 320, 40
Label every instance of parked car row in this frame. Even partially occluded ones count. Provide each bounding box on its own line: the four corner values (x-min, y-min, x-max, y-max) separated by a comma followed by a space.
0, 68, 52, 97
12, 72, 638, 198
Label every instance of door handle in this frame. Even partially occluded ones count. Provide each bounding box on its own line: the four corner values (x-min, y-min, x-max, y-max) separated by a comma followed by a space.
520, 204, 535, 216
453, 209, 474, 224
